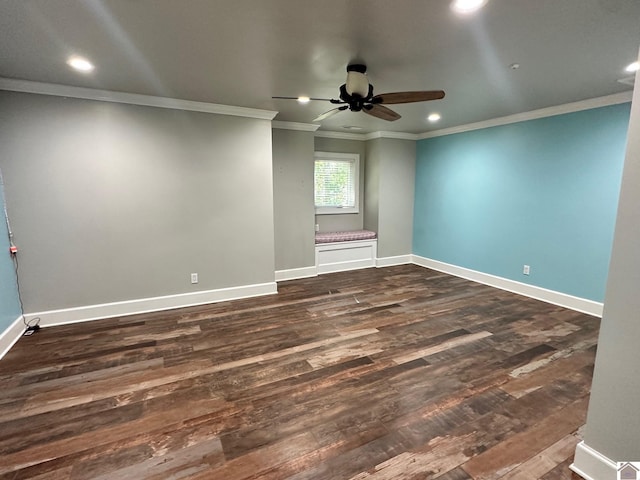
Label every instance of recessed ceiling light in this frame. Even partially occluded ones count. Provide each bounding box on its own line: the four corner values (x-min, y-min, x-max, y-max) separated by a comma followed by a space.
67, 56, 94, 73
428, 113, 441, 122
451, 0, 488, 14
297, 96, 311, 104
625, 61, 639, 73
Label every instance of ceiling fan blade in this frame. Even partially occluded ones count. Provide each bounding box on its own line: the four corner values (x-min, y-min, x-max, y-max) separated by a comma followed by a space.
364, 104, 401, 121
372, 90, 445, 104
313, 106, 348, 122
272, 96, 335, 102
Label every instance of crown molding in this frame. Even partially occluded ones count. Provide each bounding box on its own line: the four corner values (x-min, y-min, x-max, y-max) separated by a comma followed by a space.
364, 131, 419, 141
314, 130, 367, 141
418, 91, 633, 140
272, 121, 320, 131
314, 130, 420, 141
0, 78, 278, 120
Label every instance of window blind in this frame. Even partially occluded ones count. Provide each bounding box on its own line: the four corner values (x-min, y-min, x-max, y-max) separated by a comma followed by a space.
314, 159, 355, 208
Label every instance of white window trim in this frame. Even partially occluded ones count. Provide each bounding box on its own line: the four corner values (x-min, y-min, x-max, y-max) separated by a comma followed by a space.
314, 151, 360, 215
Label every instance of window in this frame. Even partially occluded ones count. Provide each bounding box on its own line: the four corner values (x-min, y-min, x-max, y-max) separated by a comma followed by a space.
314, 152, 360, 215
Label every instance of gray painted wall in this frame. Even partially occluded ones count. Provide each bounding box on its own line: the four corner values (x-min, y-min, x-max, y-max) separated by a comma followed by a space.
364, 141, 380, 234
580, 71, 640, 460
378, 138, 415, 258
365, 138, 416, 258
272, 129, 315, 271
313, 137, 366, 232
0, 91, 275, 313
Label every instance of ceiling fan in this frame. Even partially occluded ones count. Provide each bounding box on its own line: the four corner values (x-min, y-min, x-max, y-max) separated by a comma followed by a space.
273, 64, 445, 122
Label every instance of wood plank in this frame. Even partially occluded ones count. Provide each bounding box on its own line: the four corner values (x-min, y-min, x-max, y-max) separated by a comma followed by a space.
391, 331, 493, 364
461, 396, 589, 480
498, 433, 580, 479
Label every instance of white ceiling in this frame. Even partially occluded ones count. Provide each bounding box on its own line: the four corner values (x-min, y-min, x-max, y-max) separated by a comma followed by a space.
0, 0, 638, 134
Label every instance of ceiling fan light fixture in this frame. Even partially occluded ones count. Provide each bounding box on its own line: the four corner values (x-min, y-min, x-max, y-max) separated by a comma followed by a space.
345, 65, 370, 98
451, 0, 488, 14
428, 113, 441, 122
625, 61, 639, 73
297, 96, 311, 103
345, 72, 369, 97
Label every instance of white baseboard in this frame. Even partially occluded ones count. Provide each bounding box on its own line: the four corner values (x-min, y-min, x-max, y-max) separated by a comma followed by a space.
411, 255, 603, 317
275, 266, 318, 282
0, 315, 25, 360
376, 255, 412, 268
570, 441, 617, 480
24, 282, 278, 328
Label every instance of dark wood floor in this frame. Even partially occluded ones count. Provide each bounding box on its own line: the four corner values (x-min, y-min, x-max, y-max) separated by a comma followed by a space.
0, 265, 594, 480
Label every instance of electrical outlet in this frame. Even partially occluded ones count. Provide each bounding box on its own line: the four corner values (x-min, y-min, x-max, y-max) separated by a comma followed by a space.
190, 273, 198, 284
523, 265, 530, 275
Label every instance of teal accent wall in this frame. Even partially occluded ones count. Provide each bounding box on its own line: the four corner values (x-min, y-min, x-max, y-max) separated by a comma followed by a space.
414, 103, 631, 302
1, 182, 21, 335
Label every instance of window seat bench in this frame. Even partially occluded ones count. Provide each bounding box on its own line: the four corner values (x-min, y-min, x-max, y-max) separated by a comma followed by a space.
315, 230, 378, 274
